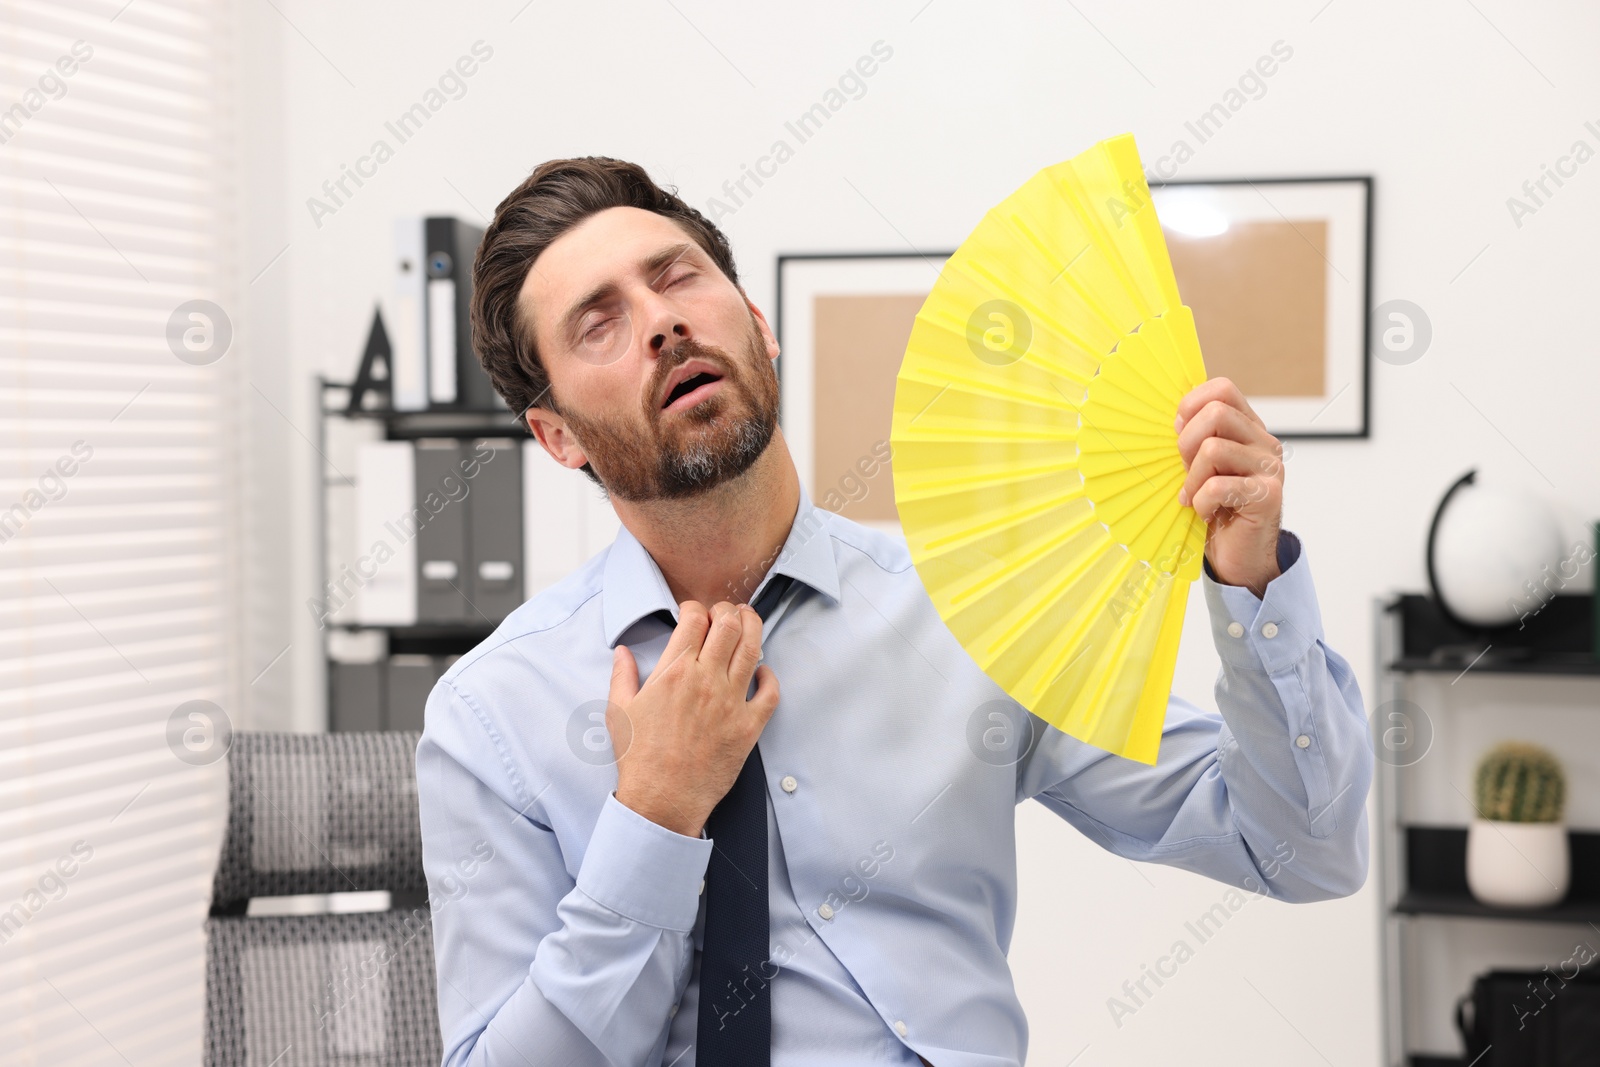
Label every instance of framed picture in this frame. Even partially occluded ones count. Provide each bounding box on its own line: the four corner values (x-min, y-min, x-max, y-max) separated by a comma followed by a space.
1149, 175, 1373, 439
776, 252, 951, 529
773, 177, 1372, 526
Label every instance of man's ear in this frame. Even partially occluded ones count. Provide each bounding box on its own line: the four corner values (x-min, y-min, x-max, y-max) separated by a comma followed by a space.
742, 290, 780, 363
525, 406, 590, 473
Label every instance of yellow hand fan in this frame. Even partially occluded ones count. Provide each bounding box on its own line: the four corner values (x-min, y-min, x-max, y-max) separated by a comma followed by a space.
890, 133, 1208, 765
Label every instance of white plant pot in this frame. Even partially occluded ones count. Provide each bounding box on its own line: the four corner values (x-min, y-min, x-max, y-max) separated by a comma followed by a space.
1465, 819, 1570, 908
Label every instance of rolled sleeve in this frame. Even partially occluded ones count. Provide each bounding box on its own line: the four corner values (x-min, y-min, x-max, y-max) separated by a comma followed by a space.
577, 792, 713, 932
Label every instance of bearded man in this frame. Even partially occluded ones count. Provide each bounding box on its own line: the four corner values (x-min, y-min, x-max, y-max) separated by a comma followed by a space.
415, 157, 1372, 1067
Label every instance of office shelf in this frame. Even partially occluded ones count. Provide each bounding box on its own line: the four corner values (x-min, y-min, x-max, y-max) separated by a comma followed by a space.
335, 407, 521, 439
386, 627, 497, 657
317, 375, 527, 732
1385, 592, 1595, 676
1395, 889, 1600, 925
1390, 652, 1600, 676
332, 622, 498, 640
1374, 592, 1600, 1066
322, 376, 522, 434
1394, 825, 1600, 924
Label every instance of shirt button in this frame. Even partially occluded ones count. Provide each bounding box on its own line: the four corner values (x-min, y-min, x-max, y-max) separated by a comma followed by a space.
818, 903, 835, 921
780, 775, 798, 793
894, 1020, 908, 1037
1295, 734, 1311, 749
700, 878, 706, 895
1261, 622, 1279, 639
1226, 621, 1244, 638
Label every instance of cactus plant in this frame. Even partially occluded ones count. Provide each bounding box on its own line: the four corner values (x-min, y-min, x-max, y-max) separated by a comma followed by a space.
1473, 741, 1565, 823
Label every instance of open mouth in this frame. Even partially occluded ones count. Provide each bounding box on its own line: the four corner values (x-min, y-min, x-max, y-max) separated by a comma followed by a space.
661, 371, 724, 411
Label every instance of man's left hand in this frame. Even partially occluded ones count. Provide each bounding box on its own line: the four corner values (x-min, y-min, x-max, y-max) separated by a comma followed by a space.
1174, 377, 1284, 599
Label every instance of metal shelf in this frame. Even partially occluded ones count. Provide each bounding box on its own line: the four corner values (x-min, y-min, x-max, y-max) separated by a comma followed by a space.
1384, 592, 1596, 676
321, 377, 521, 439
315, 375, 524, 733
1395, 890, 1600, 925
1373, 592, 1596, 1065
1390, 652, 1600, 676
1392, 824, 1600, 924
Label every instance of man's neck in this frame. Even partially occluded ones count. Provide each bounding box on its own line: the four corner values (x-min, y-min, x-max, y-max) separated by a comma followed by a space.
611, 429, 801, 608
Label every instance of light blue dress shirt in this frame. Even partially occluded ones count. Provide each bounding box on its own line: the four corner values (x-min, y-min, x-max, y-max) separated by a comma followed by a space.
416, 481, 1371, 1067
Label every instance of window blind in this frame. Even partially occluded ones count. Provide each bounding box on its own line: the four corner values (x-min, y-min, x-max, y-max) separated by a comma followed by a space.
0, 0, 237, 1063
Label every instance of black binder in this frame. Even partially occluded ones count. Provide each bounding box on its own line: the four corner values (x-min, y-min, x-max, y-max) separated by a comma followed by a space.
414, 440, 472, 623
385, 655, 442, 733
467, 439, 524, 620
329, 661, 383, 732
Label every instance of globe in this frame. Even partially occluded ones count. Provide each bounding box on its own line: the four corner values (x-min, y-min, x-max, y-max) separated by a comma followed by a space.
1430, 477, 1565, 628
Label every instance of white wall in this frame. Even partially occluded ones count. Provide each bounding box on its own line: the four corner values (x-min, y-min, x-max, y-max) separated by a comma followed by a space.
233, 1, 1600, 1062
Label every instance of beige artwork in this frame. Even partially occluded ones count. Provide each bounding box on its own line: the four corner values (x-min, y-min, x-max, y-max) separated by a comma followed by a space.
1165, 219, 1329, 398
810, 293, 925, 522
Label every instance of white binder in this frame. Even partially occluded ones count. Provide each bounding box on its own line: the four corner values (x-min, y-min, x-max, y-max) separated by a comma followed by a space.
389, 217, 427, 412
355, 441, 418, 624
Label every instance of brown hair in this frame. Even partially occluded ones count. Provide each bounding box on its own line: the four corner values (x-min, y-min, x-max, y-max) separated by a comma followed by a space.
470, 157, 741, 481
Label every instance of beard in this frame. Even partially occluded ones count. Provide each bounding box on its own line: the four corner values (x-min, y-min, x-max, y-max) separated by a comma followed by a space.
555, 314, 780, 503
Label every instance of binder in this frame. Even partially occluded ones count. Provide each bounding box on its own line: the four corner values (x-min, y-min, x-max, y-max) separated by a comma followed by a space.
467, 438, 524, 620
390, 217, 427, 411
385, 655, 441, 732
330, 661, 384, 732
423, 217, 499, 410
414, 439, 473, 622
355, 441, 417, 625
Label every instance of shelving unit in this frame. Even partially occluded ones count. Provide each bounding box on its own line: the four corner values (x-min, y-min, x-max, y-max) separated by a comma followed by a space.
1373, 591, 1598, 1066
314, 375, 523, 732
1397, 825, 1600, 924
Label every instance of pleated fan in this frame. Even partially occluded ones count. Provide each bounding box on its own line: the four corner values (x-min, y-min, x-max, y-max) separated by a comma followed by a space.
890, 133, 1209, 765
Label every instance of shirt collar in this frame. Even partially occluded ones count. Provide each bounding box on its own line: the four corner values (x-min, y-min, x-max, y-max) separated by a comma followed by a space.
601, 479, 842, 648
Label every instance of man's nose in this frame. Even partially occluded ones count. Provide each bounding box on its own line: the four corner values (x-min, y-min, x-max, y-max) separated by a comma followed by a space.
649, 321, 689, 356
641, 284, 692, 357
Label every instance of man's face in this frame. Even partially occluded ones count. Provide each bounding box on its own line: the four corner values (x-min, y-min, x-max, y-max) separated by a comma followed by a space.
519, 207, 781, 502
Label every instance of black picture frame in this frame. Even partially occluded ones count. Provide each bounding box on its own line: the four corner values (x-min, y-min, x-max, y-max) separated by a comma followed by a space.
773, 250, 955, 398
773, 252, 952, 519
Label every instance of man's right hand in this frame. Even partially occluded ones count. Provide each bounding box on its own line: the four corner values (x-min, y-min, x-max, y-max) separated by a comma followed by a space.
608, 600, 780, 838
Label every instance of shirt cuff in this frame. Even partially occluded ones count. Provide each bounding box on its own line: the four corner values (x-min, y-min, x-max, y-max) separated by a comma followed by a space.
1201, 529, 1323, 673
575, 791, 713, 932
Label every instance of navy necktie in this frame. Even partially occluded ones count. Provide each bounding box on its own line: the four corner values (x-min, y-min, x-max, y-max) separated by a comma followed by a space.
695, 572, 792, 1066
